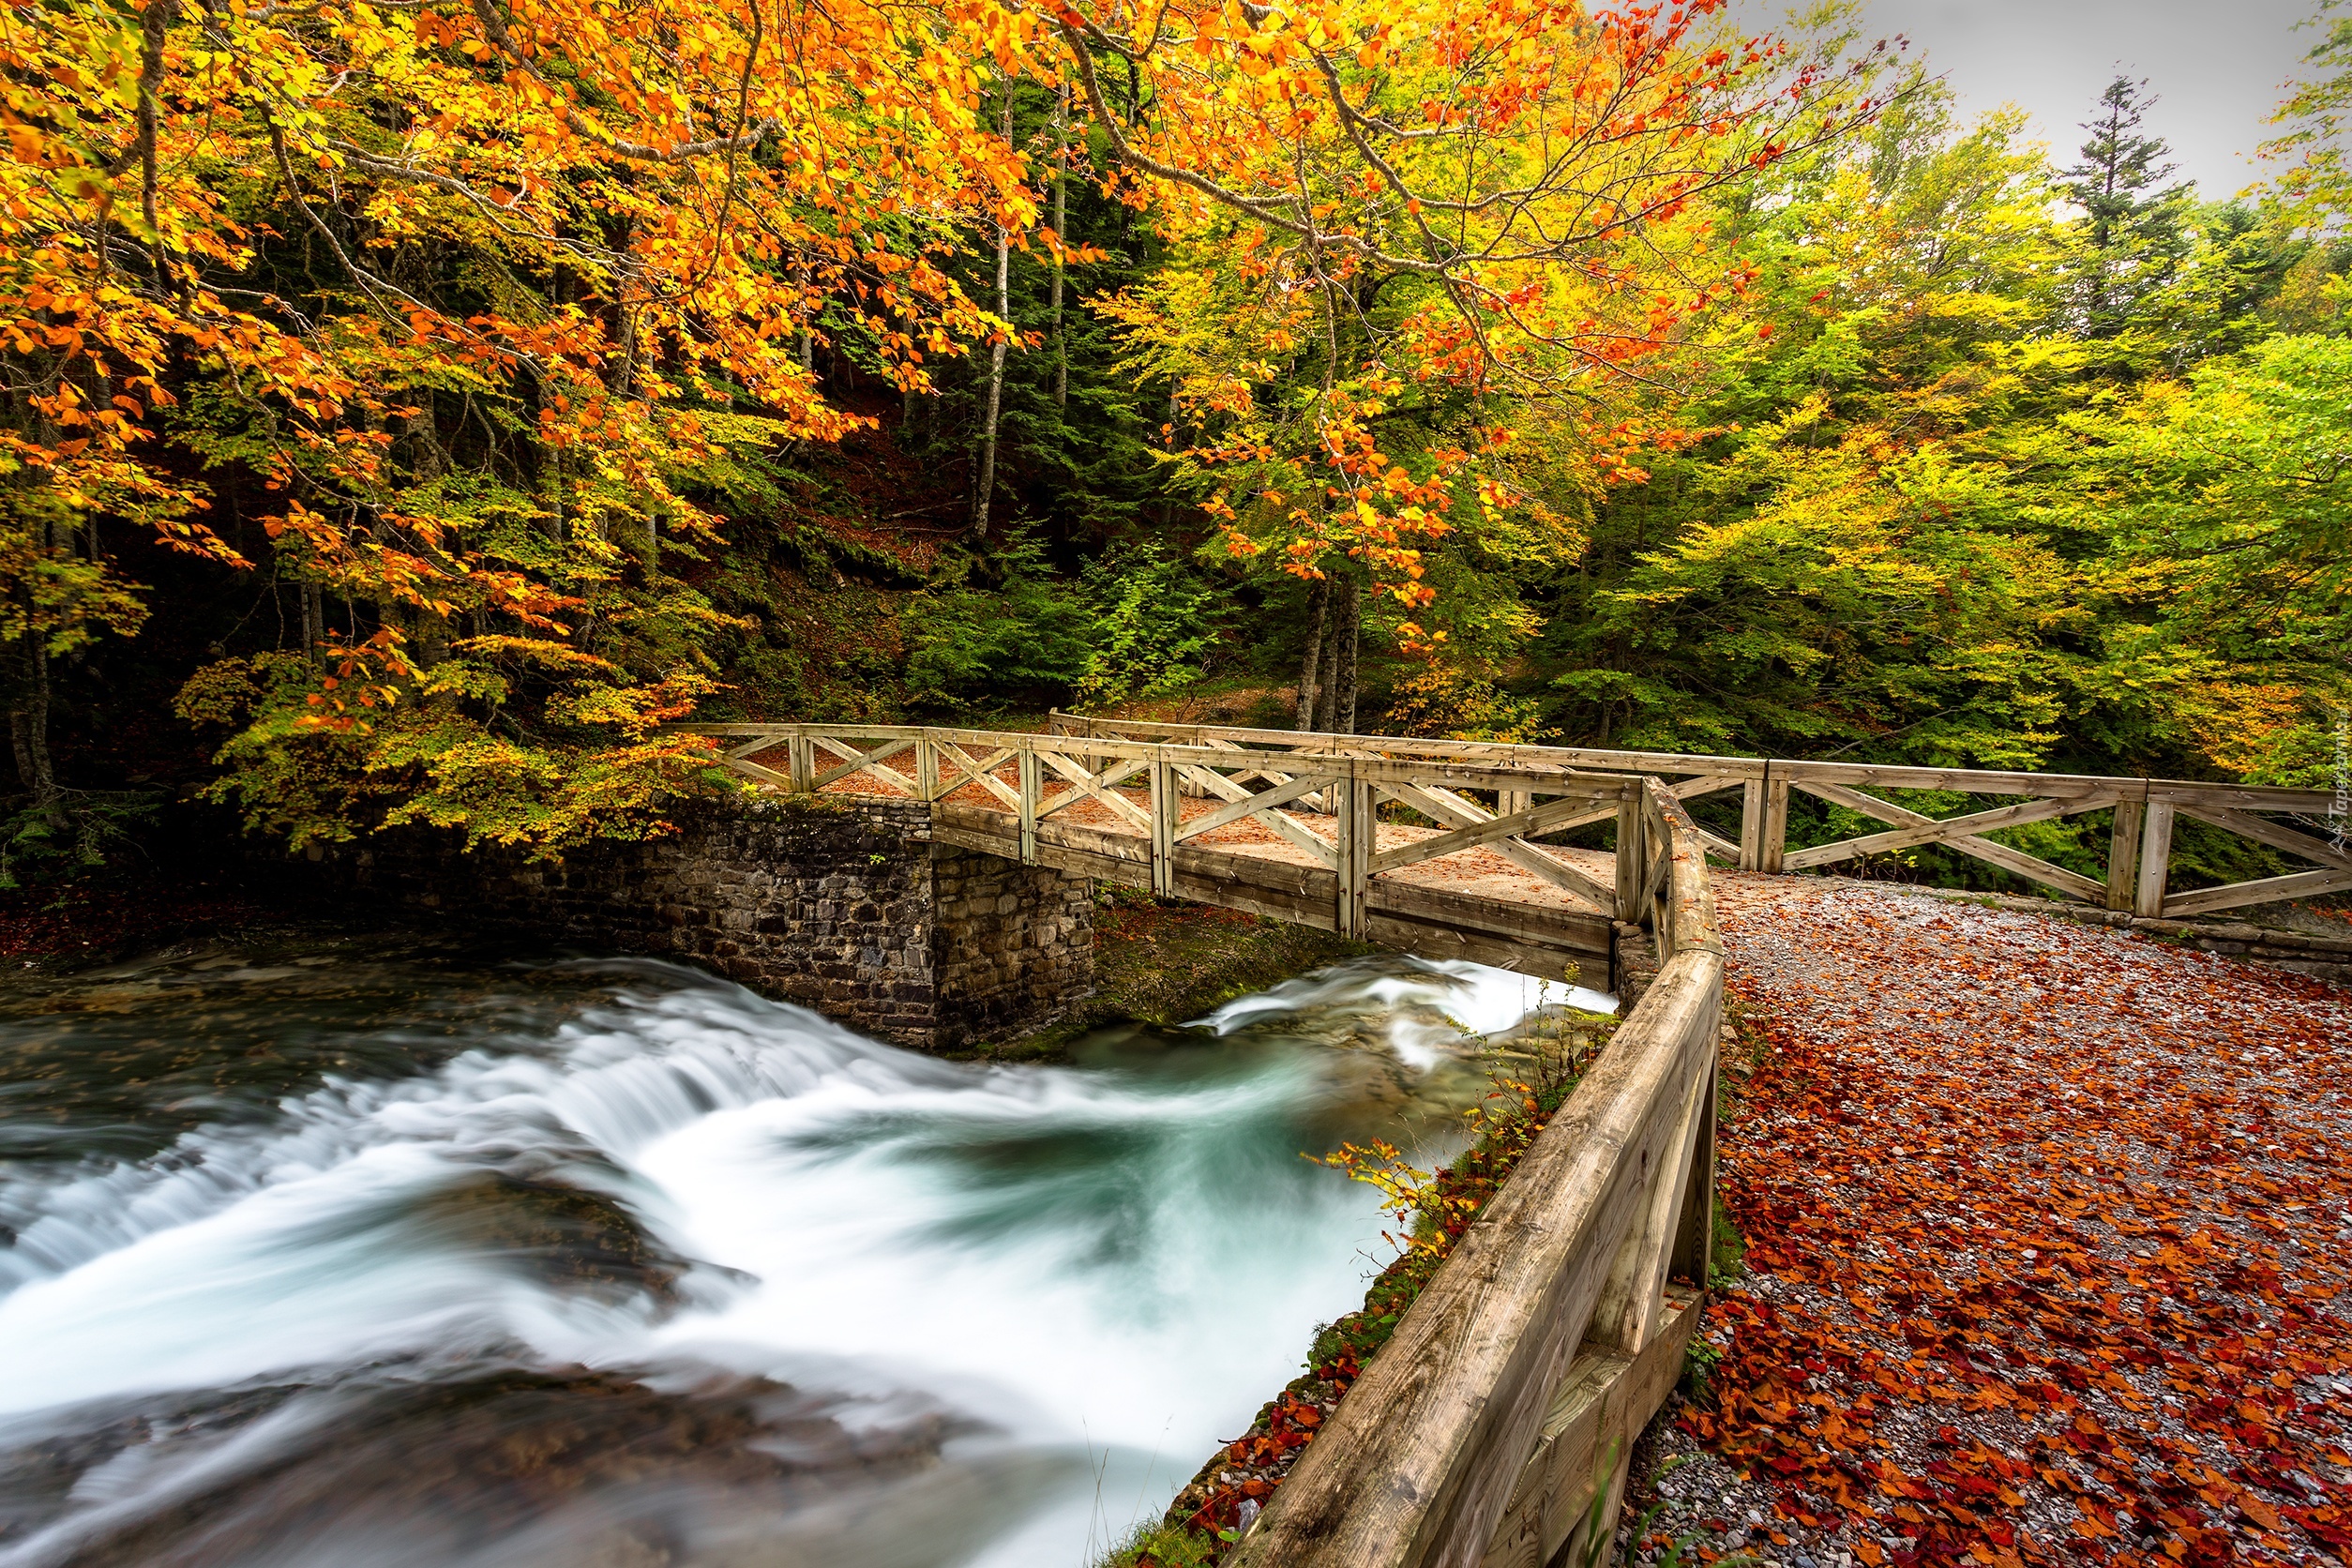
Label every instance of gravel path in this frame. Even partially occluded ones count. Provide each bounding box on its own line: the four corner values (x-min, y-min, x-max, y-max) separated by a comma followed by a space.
1631, 877, 2352, 1568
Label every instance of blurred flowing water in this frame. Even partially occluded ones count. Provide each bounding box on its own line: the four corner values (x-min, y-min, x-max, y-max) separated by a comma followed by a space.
0, 937, 1605, 1568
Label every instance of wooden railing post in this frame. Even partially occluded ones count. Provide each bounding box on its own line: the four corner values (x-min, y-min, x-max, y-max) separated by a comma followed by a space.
1653, 797, 1676, 952
1739, 776, 1766, 871
1336, 766, 1372, 939
1614, 786, 1645, 921
788, 731, 816, 793
2106, 794, 2144, 912
1758, 774, 1790, 873
1668, 1059, 1718, 1289
2134, 800, 2175, 918
915, 733, 940, 802
1148, 750, 1176, 897
1018, 745, 1040, 865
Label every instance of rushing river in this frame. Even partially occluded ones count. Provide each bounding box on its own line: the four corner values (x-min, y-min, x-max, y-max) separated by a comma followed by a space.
0, 936, 1607, 1568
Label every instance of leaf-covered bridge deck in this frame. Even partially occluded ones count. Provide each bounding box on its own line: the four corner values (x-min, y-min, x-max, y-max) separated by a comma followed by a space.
1685, 875, 2352, 1568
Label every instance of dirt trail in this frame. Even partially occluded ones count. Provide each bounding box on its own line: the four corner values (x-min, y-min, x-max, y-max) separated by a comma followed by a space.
1645, 876, 2352, 1568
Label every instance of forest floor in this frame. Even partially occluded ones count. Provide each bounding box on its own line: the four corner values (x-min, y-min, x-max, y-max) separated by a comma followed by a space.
1623, 876, 2352, 1568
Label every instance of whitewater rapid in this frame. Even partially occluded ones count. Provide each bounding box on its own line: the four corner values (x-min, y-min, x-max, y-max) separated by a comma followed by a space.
0, 946, 1589, 1567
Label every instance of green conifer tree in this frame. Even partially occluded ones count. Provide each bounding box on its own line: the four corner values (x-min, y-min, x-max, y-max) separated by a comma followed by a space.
2062, 75, 2195, 339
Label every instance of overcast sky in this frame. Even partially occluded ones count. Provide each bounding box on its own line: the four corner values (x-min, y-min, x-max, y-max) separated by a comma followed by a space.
1726, 0, 2325, 199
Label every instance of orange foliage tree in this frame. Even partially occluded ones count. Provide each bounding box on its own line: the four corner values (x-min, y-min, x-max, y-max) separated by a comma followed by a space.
1084, 0, 1883, 720
0, 0, 1865, 851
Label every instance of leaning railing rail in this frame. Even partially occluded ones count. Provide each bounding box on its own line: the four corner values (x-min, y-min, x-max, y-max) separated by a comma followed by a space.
1227, 777, 1722, 1568
1048, 713, 2351, 922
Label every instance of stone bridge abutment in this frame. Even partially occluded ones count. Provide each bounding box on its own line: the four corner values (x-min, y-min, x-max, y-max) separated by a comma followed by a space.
336, 795, 1093, 1051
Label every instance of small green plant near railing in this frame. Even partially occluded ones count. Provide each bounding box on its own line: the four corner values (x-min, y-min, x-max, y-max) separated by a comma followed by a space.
1099, 1519, 1220, 1568
1595, 1452, 1755, 1568
1681, 1334, 1726, 1407
1570, 1438, 1625, 1568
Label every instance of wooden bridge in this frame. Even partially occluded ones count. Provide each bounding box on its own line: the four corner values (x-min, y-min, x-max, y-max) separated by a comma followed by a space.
684, 714, 2345, 1568
691, 714, 2349, 987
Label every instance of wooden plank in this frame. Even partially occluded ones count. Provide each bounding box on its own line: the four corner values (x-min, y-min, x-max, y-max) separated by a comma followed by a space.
2106, 797, 2143, 912
789, 734, 816, 792
1782, 792, 2102, 870
725, 755, 795, 792
1667, 1073, 1716, 1290
2174, 802, 2352, 874
1365, 881, 1613, 959
933, 813, 1143, 887
914, 726, 1629, 798
1759, 776, 1789, 874
942, 806, 1616, 978
811, 736, 916, 792
1661, 787, 1723, 961
2135, 802, 2175, 919
1382, 779, 1617, 915
1614, 792, 1643, 922
1051, 712, 1770, 782
1370, 794, 1624, 875
1173, 770, 1333, 842
1228, 952, 1723, 1568
1588, 1036, 1715, 1355
1775, 758, 2134, 802
1476, 1290, 1702, 1568
689, 719, 2337, 818
1739, 778, 1764, 871
1036, 750, 1153, 831
1336, 774, 1370, 939
2147, 779, 2343, 814
1177, 763, 1341, 867
932, 741, 1021, 810
1464, 775, 1741, 857
1149, 757, 1176, 897
2163, 867, 2352, 919
916, 735, 940, 801
1018, 746, 1039, 865
1787, 776, 2107, 902
1692, 824, 1741, 866
1363, 914, 1599, 984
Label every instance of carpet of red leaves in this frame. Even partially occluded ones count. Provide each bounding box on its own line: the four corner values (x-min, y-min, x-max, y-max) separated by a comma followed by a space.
1687, 877, 2352, 1567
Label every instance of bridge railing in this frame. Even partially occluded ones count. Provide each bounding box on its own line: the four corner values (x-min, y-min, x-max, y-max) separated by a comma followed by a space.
1225, 776, 1723, 1568
686, 722, 1659, 983
1047, 713, 2352, 922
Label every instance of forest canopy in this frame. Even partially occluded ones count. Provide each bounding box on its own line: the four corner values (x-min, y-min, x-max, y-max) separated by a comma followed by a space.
3, 0, 2348, 881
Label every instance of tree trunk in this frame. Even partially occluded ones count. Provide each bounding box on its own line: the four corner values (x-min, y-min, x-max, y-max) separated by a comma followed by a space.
1051, 83, 1068, 411
972, 84, 1014, 539
1333, 581, 1361, 734
1296, 576, 1329, 731
10, 642, 64, 827
301, 578, 325, 658
796, 258, 815, 376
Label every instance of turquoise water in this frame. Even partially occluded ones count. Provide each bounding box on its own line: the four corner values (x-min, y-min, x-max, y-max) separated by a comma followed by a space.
0, 942, 1585, 1567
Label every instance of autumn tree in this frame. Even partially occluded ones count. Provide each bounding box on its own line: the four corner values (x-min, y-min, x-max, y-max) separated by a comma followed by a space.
1, 0, 1091, 854
1086, 0, 1884, 728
